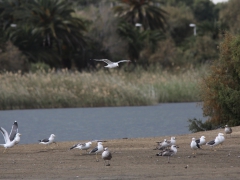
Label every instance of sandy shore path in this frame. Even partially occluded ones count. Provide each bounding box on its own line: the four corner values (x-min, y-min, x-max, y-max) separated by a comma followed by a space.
0, 126, 240, 179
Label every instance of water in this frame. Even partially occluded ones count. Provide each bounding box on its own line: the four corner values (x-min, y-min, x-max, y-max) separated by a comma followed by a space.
0, 102, 206, 144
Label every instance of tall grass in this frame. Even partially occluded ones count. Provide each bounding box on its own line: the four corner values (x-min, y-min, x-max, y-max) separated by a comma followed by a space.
0, 66, 208, 110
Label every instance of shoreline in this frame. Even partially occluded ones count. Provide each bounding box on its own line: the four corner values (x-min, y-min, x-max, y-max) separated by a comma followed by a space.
1, 126, 240, 179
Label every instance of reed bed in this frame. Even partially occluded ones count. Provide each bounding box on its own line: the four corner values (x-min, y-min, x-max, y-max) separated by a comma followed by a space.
0, 66, 208, 110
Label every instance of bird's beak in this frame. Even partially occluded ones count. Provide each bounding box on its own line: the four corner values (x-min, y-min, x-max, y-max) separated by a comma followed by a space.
19, 134, 22, 136
176, 146, 179, 148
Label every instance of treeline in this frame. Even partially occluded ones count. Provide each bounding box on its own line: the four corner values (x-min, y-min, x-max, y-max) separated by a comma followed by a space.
0, 0, 239, 72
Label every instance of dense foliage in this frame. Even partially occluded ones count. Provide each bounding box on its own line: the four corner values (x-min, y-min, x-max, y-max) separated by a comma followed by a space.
0, 0, 236, 71
200, 33, 240, 126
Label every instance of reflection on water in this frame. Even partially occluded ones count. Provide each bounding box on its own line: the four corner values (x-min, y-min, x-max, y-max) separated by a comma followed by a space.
0, 103, 206, 144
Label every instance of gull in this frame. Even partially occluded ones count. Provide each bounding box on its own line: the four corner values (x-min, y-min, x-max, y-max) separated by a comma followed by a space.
195, 136, 206, 147
206, 136, 221, 150
0, 127, 20, 153
155, 139, 170, 150
168, 137, 176, 145
39, 134, 56, 149
225, 125, 232, 137
217, 133, 225, 148
70, 141, 92, 155
92, 59, 130, 68
102, 147, 112, 166
89, 142, 104, 161
190, 138, 201, 154
156, 145, 178, 163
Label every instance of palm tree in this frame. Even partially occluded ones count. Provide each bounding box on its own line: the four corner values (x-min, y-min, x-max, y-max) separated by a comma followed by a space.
117, 22, 146, 62
2, 0, 87, 69
113, 0, 168, 31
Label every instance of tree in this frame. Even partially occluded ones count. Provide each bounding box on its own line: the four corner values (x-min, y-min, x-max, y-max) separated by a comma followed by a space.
200, 33, 240, 126
1, 0, 87, 69
113, 0, 168, 31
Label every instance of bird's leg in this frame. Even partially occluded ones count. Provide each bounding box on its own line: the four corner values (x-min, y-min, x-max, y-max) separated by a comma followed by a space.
167, 157, 170, 163
96, 154, 99, 162
3, 148, 7, 153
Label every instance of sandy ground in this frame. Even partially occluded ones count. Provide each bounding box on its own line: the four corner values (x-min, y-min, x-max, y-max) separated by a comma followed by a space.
1, 126, 240, 180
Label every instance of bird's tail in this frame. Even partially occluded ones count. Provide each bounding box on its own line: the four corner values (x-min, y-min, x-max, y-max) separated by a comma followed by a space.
156, 152, 163, 156
0, 144, 4, 147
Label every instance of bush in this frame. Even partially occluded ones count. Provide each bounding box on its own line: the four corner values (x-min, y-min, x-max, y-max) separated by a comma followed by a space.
0, 41, 28, 72
200, 32, 240, 126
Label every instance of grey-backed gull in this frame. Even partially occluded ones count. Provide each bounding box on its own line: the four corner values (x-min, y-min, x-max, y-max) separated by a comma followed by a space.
70, 141, 92, 154
89, 142, 104, 161
190, 138, 200, 154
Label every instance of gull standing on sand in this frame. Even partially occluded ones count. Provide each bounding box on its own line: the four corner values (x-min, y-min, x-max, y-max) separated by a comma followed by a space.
70, 141, 92, 154
102, 147, 112, 166
225, 125, 232, 137
155, 139, 169, 150
195, 136, 206, 147
190, 138, 201, 154
91, 59, 130, 68
217, 133, 225, 147
39, 134, 56, 149
156, 145, 178, 163
206, 135, 221, 150
0, 127, 21, 153
89, 142, 104, 161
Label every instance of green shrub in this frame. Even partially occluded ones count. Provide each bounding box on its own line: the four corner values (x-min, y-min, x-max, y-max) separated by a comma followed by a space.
200, 32, 240, 126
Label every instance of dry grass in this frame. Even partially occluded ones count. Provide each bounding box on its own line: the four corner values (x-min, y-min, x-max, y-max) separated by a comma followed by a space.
0, 66, 208, 109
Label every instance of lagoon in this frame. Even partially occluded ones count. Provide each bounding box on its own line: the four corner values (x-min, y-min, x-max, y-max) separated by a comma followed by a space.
0, 102, 206, 144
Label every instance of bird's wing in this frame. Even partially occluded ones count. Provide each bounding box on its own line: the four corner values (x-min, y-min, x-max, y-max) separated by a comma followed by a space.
116, 60, 130, 63
70, 144, 78, 150
163, 149, 174, 156
92, 59, 113, 65
206, 140, 215, 145
0, 127, 10, 144
9, 121, 18, 141
39, 138, 49, 142
195, 139, 200, 144
89, 147, 98, 154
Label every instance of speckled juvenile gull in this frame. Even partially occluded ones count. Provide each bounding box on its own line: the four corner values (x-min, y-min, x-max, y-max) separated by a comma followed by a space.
156, 145, 178, 163
102, 147, 112, 166
92, 59, 130, 68
225, 125, 232, 136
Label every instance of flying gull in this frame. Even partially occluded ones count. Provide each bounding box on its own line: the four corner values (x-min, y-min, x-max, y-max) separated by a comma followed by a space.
89, 142, 104, 161
70, 141, 92, 155
91, 59, 130, 68
156, 145, 178, 163
0, 127, 21, 153
190, 138, 201, 154
39, 134, 56, 149
225, 125, 232, 137
102, 147, 112, 166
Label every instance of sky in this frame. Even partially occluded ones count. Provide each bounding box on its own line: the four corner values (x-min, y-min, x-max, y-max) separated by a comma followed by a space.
211, 0, 228, 4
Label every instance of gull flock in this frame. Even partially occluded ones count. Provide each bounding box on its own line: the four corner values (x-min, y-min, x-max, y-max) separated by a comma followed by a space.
0, 120, 234, 166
